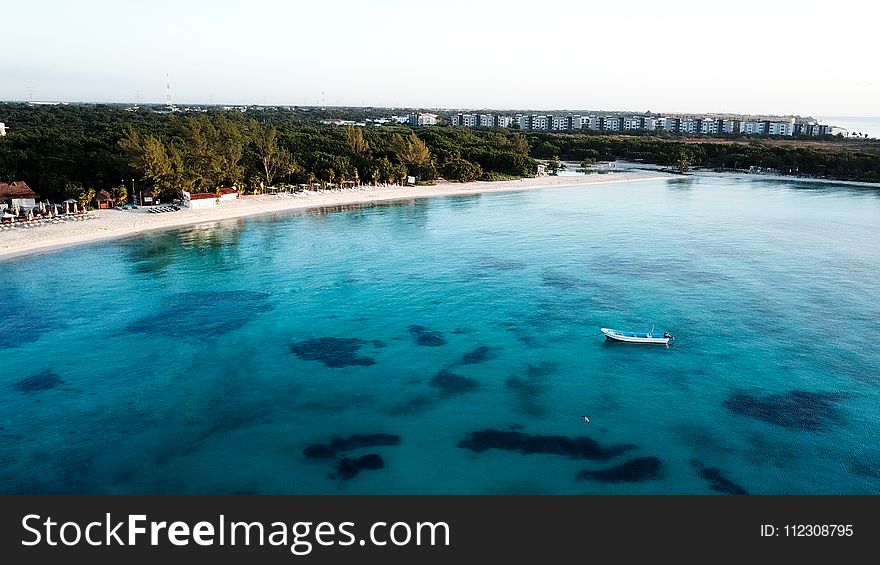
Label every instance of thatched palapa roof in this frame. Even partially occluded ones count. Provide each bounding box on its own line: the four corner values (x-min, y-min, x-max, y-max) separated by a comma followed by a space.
0, 181, 38, 199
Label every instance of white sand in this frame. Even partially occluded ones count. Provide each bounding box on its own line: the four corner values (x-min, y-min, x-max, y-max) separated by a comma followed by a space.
0, 173, 666, 261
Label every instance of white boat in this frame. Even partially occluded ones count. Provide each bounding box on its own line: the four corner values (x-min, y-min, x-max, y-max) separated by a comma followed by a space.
600, 326, 672, 345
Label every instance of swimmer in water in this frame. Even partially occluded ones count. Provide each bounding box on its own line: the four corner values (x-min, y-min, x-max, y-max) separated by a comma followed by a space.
583, 415, 590, 424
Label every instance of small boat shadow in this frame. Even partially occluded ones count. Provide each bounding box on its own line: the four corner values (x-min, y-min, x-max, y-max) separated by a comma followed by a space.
600, 339, 672, 348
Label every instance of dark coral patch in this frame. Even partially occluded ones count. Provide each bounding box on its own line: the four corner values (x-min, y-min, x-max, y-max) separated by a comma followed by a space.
127, 290, 273, 338
851, 460, 880, 479
304, 434, 401, 459
504, 377, 544, 417
460, 346, 492, 365
336, 454, 385, 480
430, 369, 479, 396
525, 362, 557, 379
0, 307, 55, 350
14, 370, 64, 393
723, 390, 848, 431
387, 393, 436, 416
541, 270, 585, 290
690, 460, 749, 495
458, 429, 635, 461
408, 325, 447, 347
505, 362, 556, 417
576, 457, 663, 483
290, 337, 384, 368
473, 255, 526, 273
303, 444, 337, 459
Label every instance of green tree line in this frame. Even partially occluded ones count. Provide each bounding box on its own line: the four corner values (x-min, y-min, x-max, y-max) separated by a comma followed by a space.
525, 132, 880, 181
0, 104, 535, 202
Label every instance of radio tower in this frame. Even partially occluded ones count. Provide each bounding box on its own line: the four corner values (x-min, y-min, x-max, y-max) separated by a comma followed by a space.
165, 73, 174, 110
320, 90, 325, 110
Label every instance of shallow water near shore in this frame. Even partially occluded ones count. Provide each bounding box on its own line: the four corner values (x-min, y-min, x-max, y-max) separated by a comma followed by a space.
1, 175, 879, 494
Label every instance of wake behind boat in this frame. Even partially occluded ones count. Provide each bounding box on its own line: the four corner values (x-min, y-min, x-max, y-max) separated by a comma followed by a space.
601, 326, 673, 345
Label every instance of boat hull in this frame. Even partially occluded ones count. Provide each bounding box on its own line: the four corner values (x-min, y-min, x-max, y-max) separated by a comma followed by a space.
600, 327, 670, 345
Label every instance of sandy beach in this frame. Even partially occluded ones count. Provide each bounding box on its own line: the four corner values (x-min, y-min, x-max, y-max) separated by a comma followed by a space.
0, 172, 665, 261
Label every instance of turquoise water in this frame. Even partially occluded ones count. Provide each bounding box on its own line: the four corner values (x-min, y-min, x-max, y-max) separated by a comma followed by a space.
1, 176, 879, 494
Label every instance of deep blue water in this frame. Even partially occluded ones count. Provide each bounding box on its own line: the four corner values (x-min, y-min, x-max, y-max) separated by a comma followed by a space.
1, 176, 879, 494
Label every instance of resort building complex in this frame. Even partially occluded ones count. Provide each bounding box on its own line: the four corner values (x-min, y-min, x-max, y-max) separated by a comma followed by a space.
408, 112, 438, 126
449, 112, 847, 137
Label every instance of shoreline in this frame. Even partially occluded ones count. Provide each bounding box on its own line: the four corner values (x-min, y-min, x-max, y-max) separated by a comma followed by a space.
614, 160, 880, 188
688, 170, 880, 187
0, 172, 665, 261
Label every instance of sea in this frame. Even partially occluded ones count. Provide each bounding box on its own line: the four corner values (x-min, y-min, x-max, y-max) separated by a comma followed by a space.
816, 116, 880, 139
1, 175, 879, 494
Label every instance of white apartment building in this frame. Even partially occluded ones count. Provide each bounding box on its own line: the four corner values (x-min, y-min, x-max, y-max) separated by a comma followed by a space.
583, 116, 600, 130
767, 120, 794, 136
448, 111, 842, 138
453, 113, 478, 127
679, 118, 699, 134
408, 113, 437, 126
797, 123, 816, 136
623, 117, 642, 131
740, 121, 765, 134
0, 122, 6, 136
700, 119, 720, 135
603, 117, 621, 131
551, 116, 568, 130
802, 123, 843, 136
531, 115, 550, 130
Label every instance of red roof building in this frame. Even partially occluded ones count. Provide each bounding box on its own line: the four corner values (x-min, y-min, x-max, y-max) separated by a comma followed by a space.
95, 189, 113, 209
219, 187, 239, 202
187, 192, 220, 209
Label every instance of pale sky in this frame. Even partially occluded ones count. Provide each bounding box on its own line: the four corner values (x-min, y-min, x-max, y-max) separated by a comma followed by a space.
2, 0, 878, 116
